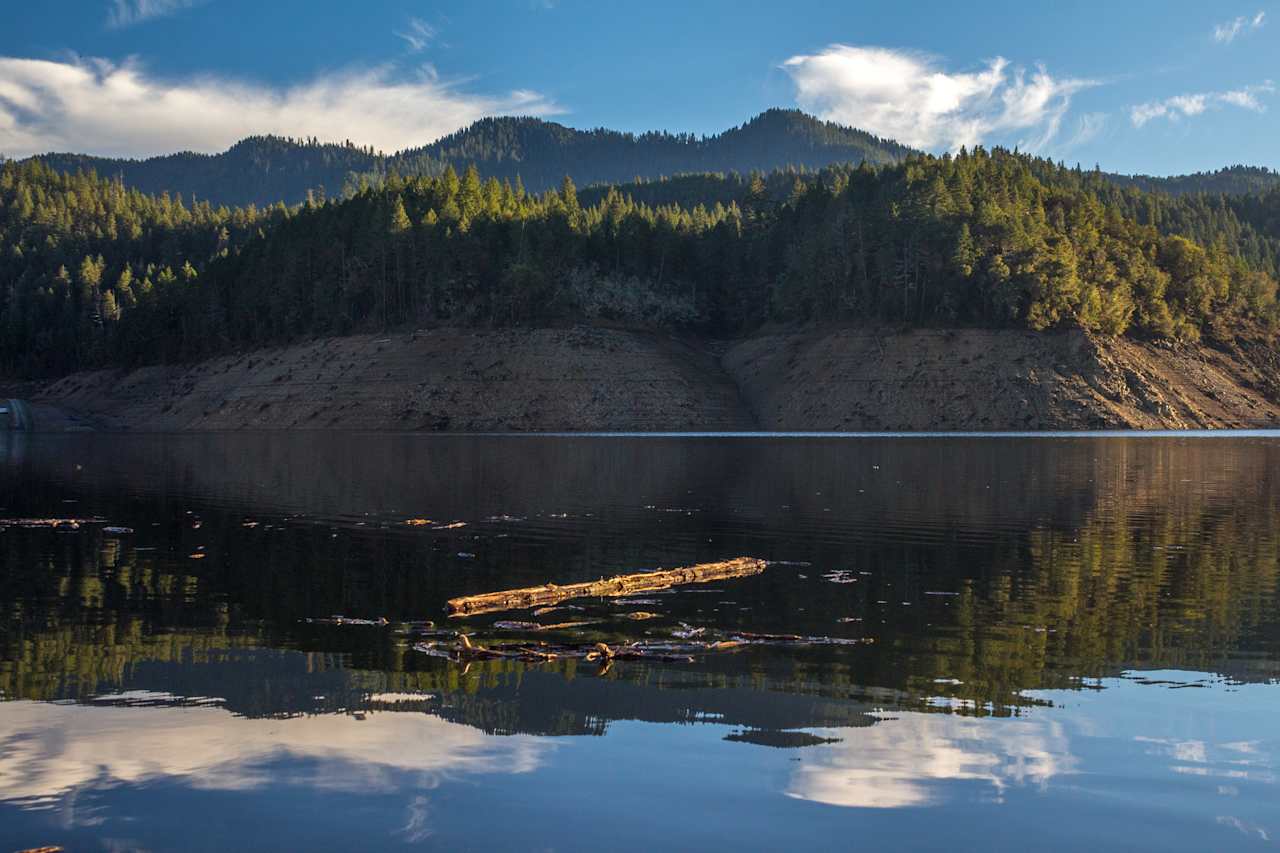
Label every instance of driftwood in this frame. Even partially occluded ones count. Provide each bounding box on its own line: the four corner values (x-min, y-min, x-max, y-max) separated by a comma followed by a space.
728, 631, 873, 647
447, 557, 767, 617
410, 624, 872, 669
303, 616, 436, 632
0, 517, 106, 530
413, 637, 711, 664
492, 619, 603, 632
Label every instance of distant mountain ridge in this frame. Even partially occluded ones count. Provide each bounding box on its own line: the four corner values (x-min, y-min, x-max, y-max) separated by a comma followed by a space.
33, 136, 377, 209
26, 110, 914, 207
1108, 165, 1280, 197
380, 109, 914, 194
23, 109, 1280, 209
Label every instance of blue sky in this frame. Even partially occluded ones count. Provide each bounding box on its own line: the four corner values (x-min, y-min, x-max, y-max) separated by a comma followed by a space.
1, 0, 1276, 175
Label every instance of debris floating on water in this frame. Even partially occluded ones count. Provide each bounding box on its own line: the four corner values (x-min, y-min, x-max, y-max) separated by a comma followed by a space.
102, 526, 134, 535
728, 631, 872, 647
492, 620, 542, 631
0, 517, 106, 530
492, 619, 604, 632
306, 615, 391, 627
532, 605, 584, 616
447, 557, 768, 617
822, 571, 859, 584
409, 620, 872, 668
413, 638, 701, 664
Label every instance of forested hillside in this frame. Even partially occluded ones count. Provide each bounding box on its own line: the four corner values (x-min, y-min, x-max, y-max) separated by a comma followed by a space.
0, 160, 287, 373
5, 146, 1279, 377
372, 109, 913, 196
25, 108, 1279, 212
580, 163, 1280, 281
1107, 165, 1280, 197
24, 110, 913, 208
33, 137, 377, 210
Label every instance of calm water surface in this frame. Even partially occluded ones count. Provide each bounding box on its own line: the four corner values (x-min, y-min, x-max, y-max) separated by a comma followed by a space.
1, 432, 1278, 851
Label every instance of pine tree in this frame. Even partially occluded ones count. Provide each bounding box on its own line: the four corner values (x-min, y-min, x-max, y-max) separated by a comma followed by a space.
389, 196, 411, 233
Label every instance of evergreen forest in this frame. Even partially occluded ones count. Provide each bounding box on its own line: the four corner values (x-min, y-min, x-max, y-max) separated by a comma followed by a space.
5, 112, 1280, 377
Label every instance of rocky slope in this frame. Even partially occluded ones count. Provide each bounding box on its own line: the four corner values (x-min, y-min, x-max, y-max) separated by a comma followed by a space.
18, 325, 1280, 432
723, 328, 1280, 431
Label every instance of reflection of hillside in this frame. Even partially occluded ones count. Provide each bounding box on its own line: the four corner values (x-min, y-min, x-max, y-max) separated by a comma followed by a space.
836, 493, 1280, 707
8, 433, 1280, 567
2, 435, 1279, 721
5, 628, 884, 735
0, 434, 1150, 540
423, 668, 880, 736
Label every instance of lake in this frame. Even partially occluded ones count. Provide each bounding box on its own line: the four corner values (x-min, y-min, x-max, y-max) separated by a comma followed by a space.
1, 432, 1278, 851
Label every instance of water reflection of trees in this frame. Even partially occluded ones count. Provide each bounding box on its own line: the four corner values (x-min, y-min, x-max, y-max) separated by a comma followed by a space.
2, 437, 1279, 725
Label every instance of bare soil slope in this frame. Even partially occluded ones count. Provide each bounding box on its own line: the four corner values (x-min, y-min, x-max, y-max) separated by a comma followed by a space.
22, 325, 1280, 432
30, 328, 754, 432
723, 328, 1280, 430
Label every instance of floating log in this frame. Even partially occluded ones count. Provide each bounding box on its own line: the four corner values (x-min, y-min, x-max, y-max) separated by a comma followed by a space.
447, 557, 767, 617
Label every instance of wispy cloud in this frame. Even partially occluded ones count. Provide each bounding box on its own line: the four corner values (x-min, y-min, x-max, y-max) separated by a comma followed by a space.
106, 0, 208, 28
1064, 112, 1108, 149
1130, 82, 1275, 127
1213, 11, 1266, 44
394, 17, 436, 53
0, 56, 563, 158
781, 45, 1094, 152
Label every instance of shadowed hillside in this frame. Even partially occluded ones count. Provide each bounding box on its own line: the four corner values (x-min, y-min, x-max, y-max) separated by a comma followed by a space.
28, 110, 915, 207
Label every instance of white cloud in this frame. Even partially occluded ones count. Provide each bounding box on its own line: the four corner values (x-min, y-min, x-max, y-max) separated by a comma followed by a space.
1219, 83, 1273, 110
786, 711, 1076, 809
0, 700, 551, 813
781, 45, 1094, 152
395, 17, 436, 53
107, 0, 208, 28
1130, 82, 1275, 127
0, 55, 563, 159
1064, 112, 1108, 149
1213, 11, 1266, 43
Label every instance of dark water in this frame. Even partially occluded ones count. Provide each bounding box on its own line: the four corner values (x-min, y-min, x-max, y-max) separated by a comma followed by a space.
1, 432, 1278, 851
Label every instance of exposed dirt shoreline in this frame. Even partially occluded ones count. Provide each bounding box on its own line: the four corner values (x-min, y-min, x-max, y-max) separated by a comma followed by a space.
14, 325, 1280, 432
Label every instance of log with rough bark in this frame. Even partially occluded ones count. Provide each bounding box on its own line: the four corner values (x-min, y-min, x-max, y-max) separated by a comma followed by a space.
447, 557, 767, 617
